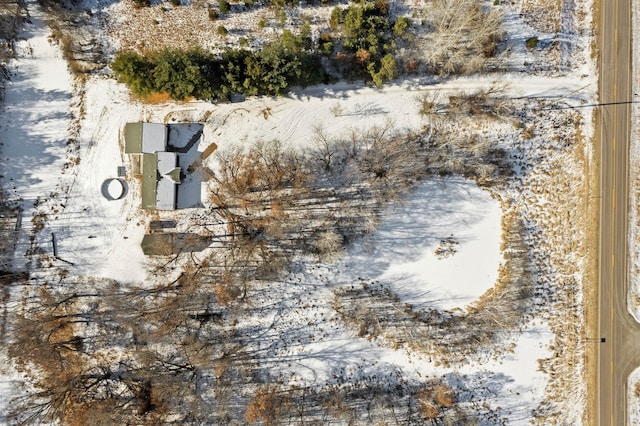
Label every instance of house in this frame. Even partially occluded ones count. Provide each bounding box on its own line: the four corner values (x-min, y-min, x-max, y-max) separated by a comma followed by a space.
124, 122, 182, 210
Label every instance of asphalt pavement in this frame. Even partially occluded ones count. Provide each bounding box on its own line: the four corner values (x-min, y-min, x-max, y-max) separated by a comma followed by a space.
598, 0, 639, 425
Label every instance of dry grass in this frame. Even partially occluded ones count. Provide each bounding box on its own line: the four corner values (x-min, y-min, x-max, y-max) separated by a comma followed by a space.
521, 0, 562, 33
245, 386, 288, 426
108, 0, 331, 54
510, 105, 593, 424
582, 92, 600, 426
142, 91, 173, 104
0, 0, 24, 41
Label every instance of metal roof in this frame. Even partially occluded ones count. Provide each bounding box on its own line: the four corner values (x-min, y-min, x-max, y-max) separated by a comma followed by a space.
155, 152, 178, 211
124, 122, 143, 154
142, 123, 168, 153
125, 122, 182, 210
141, 153, 157, 210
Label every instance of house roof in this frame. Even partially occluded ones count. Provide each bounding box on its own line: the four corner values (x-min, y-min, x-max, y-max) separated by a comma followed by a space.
124, 122, 168, 154
124, 122, 143, 154
141, 153, 158, 210
142, 123, 168, 153
156, 152, 179, 210
124, 122, 185, 211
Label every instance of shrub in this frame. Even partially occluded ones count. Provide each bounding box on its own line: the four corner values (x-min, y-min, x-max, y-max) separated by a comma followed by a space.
368, 53, 396, 87
112, 48, 215, 100
320, 33, 334, 55
217, 25, 229, 36
355, 48, 371, 64
330, 6, 342, 30
218, 0, 230, 13
111, 51, 154, 96
525, 36, 539, 49
276, 9, 286, 26
208, 7, 219, 20
393, 16, 409, 37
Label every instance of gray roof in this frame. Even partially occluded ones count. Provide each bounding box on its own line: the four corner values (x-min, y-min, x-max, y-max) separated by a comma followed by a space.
124, 122, 183, 210
142, 123, 168, 153
155, 152, 178, 211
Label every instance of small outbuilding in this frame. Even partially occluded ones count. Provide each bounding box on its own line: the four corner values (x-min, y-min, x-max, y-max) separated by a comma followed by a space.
141, 233, 211, 256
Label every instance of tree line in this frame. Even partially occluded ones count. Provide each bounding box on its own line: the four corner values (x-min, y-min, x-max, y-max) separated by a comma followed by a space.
112, 1, 411, 100
111, 30, 326, 100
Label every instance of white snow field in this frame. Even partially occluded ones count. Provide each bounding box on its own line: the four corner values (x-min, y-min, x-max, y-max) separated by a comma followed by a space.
630, 366, 640, 426
0, 0, 599, 423
629, 0, 640, 322
0, 0, 72, 272
0, 0, 72, 419
627, 0, 640, 421
332, 178, 503, 312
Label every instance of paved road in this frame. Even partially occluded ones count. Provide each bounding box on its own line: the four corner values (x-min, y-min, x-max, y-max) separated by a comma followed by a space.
598, 0, 639, 425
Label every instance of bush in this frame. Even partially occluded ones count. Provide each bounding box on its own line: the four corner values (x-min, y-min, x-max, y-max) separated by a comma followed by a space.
218, 0, 230, 13
113, 0, 410, 100
393, 16, 409, 37
320, 33, 334, 55
112, 48, 215, 100
330, 6, 342, 30
525, 36, 539, 49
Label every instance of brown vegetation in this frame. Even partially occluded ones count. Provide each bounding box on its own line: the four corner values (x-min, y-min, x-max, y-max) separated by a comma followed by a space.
409, 0, 504, 75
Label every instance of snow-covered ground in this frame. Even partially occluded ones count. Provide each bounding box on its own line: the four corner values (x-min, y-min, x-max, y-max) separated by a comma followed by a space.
328, 178, 503, 312
0, 1, 72, 272
239, 178, 553, 422
0, 0, 73, 418
629, 0, 640, 323
630, 366, 640, 426
0, 0, 598, 423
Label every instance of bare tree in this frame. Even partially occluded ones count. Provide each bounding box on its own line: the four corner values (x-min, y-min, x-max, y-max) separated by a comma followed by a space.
414, 0, 504, 75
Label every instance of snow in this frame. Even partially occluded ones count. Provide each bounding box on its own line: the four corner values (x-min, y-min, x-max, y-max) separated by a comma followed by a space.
0, 1, 73, 271
629, 0, 640, 324
106, 178, 125, 199
0, 0, 598, 422
249, 229, 552, 423
336, 178, 503, 311
0, 0, 74, 416
629, 367, 640, 426
0, 354, 30, 424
